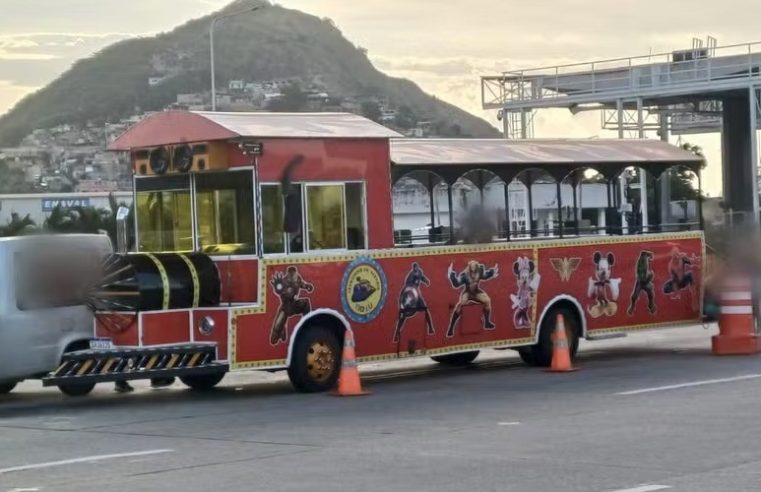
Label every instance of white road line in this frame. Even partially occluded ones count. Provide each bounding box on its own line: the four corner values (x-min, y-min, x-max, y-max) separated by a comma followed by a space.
0, 449, 173, 475
609, 485, 671, 492
617, 373, 761, 396
497, 422, 521, 426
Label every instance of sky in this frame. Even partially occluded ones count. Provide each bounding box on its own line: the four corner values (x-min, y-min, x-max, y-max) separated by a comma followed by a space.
2, 0, 761, 195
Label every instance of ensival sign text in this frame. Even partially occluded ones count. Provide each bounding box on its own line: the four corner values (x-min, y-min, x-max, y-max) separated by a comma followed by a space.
42, 198, 91, 212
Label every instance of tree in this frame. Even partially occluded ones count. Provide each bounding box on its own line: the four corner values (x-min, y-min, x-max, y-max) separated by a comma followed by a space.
0, 213, 37, 237
266, 82, 308, 112
393, 105, 416, 129
671, 142, 706, 200
360, 101, 382, 122
0, 159, 34, 193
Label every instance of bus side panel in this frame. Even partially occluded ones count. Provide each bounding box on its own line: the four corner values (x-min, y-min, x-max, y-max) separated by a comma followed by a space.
142, 311, 191, 346
536, 234, 704, 334
217, 258, 258, 304
193, 309, 229, 361
95, 316, 139, 346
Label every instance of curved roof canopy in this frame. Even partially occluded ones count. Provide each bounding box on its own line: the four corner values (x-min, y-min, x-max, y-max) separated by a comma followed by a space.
390, 138, 704, 184
109, 111, 402, 151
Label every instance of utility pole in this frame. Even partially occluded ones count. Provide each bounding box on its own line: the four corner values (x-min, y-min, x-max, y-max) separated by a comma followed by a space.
210, 5, 263, 111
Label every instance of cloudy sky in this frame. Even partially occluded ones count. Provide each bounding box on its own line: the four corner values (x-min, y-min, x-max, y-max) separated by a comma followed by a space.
3, 0, 760, 194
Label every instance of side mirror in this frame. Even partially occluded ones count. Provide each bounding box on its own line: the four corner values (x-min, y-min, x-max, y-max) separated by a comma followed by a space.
116, 206, 130, 254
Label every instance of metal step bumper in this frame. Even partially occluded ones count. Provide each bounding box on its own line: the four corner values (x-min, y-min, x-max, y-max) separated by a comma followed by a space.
43, 343, 228, 386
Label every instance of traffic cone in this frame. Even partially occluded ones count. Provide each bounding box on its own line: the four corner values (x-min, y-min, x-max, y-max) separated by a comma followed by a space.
712, 275, 761, 355
330, 330, 370, 396
546, 313, 578, 373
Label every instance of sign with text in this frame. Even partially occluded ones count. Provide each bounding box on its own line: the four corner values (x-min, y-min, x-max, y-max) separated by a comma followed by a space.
42, 197, 91, 212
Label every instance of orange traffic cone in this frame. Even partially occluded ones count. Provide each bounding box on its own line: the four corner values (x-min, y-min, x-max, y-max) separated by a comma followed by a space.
546, 313, 578, 373
330, 330, 370, 396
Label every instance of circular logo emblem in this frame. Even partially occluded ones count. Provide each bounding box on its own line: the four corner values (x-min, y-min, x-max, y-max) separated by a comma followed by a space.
341, 256, 387, 323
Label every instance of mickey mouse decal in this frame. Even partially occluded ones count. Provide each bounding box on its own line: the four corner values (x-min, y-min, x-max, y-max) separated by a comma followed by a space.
587, 252, 621, 318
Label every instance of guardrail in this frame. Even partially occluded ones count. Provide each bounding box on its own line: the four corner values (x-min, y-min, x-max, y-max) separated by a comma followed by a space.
482, 41, 761, 109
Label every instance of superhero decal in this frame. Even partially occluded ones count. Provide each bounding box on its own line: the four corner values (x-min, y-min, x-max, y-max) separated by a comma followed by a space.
270, 266, 314, 345
511, 257, 541, 329
550, 257, 581, 282
663, 247, 699, 309
587, 252, 621, 318
341, 256, 388, 323
627, 251, 656, 315
446, 260, 499, 337
393, 263, 435, 343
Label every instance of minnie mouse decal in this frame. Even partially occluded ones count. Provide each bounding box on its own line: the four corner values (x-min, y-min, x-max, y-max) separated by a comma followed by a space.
510, 257, 540, 329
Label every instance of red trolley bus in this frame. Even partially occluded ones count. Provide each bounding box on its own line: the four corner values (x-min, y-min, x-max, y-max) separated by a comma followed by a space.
43, 111, 705, 394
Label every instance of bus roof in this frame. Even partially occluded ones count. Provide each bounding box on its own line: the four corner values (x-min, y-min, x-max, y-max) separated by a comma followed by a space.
109, 111, 402, 151
390, 138, 704, 183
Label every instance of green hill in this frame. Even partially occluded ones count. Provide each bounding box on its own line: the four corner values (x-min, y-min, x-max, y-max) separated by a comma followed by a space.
0, 0, 499, 145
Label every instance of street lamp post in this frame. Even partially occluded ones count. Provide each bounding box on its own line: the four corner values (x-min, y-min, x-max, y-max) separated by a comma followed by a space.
210, 5, 262, 111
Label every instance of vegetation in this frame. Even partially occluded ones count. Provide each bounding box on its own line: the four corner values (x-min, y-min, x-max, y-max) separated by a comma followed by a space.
0, 160, 34, 193
0, 0, 499, 146
0, 193, 134, 246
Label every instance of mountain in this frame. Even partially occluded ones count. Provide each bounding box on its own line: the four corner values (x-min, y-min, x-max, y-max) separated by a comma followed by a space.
0, 0, 500, 145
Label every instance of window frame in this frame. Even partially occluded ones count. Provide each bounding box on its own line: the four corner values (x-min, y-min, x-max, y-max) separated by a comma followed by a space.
134, 173, 194, 253
132, 172, 368, 258
260, 180, 368, 257
191, 167, 257, 257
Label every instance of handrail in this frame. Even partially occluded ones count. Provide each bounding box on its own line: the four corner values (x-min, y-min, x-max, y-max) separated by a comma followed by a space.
482, 40, 761, 108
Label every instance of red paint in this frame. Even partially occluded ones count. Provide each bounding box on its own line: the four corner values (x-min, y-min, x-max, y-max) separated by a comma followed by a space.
94, 316, 139, 346
228, 235, 703, 367
141, 311, 191, 346
217, 259, 258, 303
230, 139, 394, 249
109, 111, 237, 151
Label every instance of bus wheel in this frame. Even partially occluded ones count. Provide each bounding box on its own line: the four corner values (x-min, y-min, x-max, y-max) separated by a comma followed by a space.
431, 351, 480, 366
180, 373, 225, 391
0, 382, 17, 394
519, 307, 580, 367
287, 326, 341, 393
58, 382, 96, 397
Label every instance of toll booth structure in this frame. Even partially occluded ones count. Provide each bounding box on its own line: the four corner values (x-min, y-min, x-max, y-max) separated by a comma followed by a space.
482, 38, 761, 227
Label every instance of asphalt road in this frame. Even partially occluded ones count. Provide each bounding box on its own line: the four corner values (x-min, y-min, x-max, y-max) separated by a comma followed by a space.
2, 323, 761, 492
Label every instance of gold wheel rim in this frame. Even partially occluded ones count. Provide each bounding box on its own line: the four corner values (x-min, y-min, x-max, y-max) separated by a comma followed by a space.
306, 340, 336, 383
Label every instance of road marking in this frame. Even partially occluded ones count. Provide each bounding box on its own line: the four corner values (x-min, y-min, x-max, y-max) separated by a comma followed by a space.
0, 449, 173, 475
497, 422, 521, 426
617, 373, 761, 395
609, 485, 671, 492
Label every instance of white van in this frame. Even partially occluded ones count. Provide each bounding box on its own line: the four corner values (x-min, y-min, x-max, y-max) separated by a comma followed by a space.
0, 234, 112, 394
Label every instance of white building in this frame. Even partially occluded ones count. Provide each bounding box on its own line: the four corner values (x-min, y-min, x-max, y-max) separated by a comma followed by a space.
392, 180, 612, 237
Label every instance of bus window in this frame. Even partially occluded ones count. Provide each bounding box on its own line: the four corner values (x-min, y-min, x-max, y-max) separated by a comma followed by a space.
262, 184, 285, 254
345, 182, 366, 250
195, 170, 255, 256
262, 183, 305, 255
306, 184, 346, 250
136, 175, 192, 252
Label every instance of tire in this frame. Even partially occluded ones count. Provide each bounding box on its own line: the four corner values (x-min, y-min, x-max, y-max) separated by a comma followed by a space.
518, 307, 580, 367
180, 373, 225, 391
58, 382, 96, 397
287, 325, 341, 393
0, 382, 17, 394
431, 351, 480, 365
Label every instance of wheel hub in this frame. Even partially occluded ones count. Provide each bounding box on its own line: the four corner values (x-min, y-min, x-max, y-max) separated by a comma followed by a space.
306, 341, 336, 383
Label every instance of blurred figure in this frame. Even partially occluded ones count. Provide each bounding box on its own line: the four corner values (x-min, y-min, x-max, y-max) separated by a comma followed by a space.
457, 205, 495, 244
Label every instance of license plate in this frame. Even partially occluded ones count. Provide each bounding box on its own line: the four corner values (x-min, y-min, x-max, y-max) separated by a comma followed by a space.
89, 338, 114, 350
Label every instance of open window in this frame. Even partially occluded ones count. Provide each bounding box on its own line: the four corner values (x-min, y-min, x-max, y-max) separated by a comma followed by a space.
195, 170, 256, 255
135, 175, 192, 252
